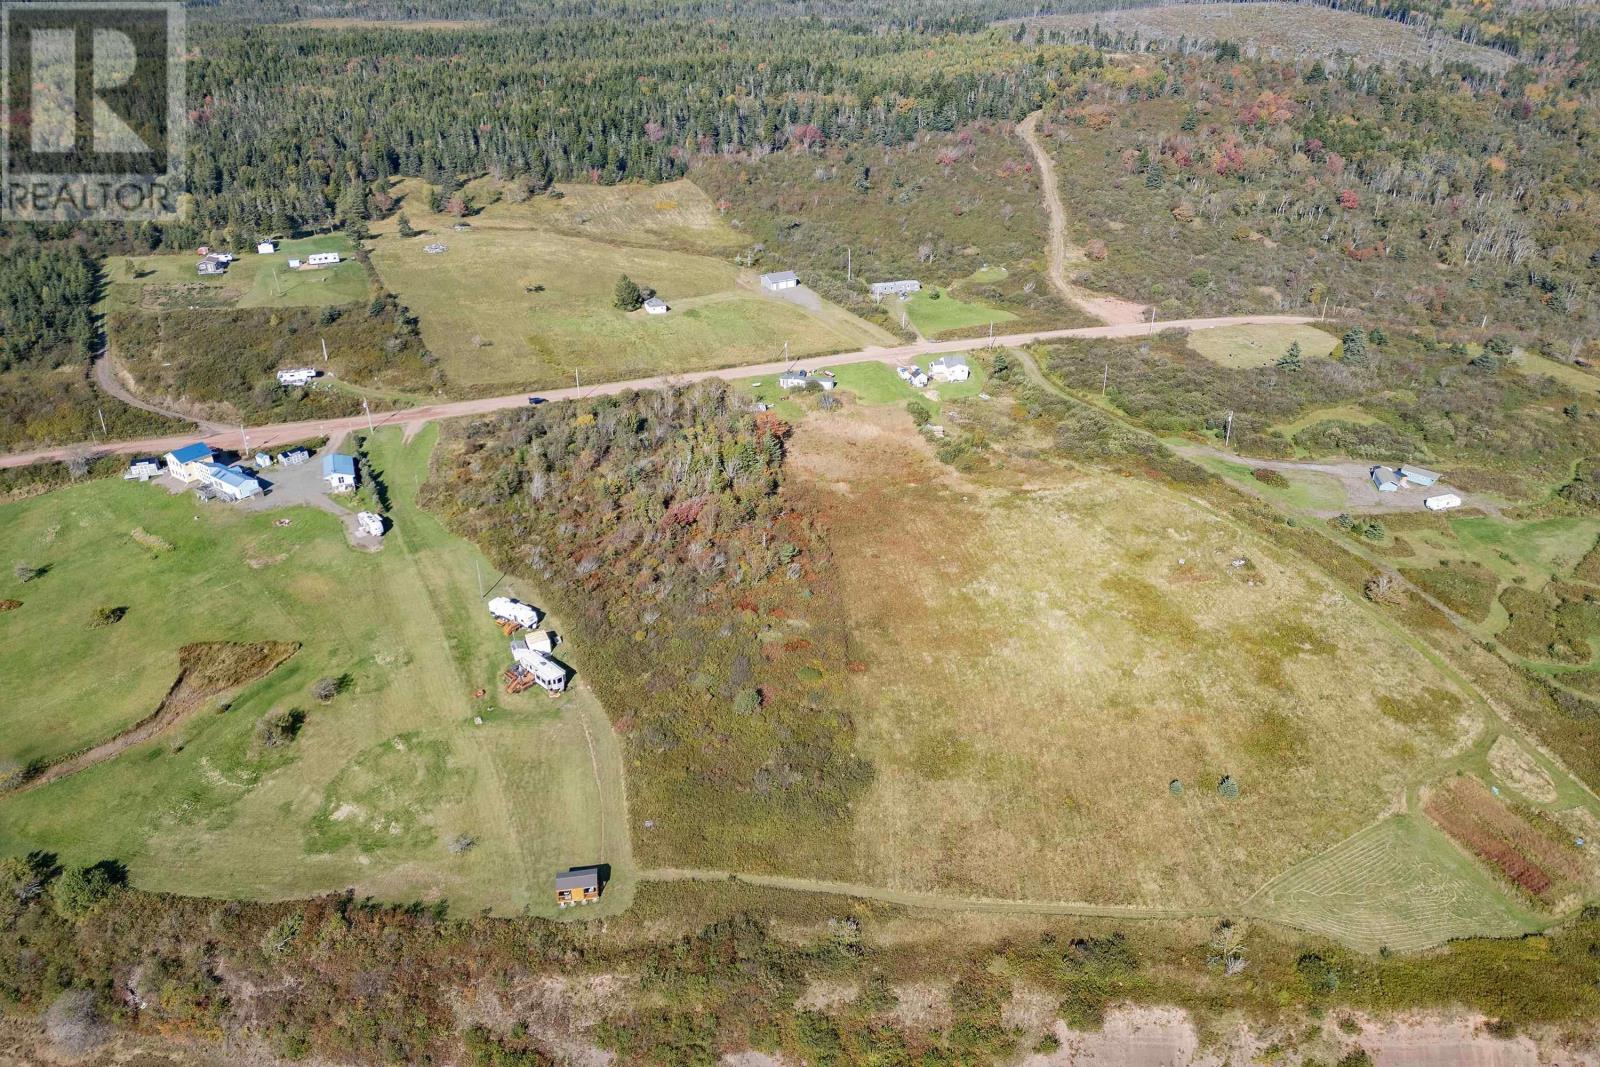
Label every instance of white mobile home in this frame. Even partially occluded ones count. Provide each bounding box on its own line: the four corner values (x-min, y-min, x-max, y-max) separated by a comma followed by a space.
870, 279, 921, 300
306, 252, 341, 267
488, 597, 541, 629
512, 649, 568, 694
199, 463, 263, 502
277, 368, 318, 387
1424, 494, 1463, 511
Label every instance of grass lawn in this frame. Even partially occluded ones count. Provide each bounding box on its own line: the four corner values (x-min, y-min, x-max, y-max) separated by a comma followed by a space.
901, 287, 1016, 337
1450, 515, 1600, 586
1271, 404, 1382, 439
0, 427, 632, 917
102, 235, 369, 314
1190, 454, 1348, 513
367, 182, 895, 391
1514, 348, 1600, 397
1248, 814, 1542, 953
790, 409, 1485, 910
1186, 322, 1339, 368
737, 360, 987, 420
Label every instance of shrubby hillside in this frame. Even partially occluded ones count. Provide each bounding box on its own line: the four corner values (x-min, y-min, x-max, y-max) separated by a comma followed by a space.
425, 383, 871, 871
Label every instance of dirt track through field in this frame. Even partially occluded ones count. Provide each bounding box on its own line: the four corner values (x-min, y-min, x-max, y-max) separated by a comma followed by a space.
1016, 111, 1149, 326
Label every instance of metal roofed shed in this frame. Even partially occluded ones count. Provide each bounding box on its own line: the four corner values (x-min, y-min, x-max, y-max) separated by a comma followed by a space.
1398, 464, 1441, 486
555, 866, 601, 906
1370, 466, 1402, 492
760, 270, 798, 291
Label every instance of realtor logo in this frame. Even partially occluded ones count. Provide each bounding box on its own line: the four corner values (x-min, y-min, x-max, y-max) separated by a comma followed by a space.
2, 1, 185, 221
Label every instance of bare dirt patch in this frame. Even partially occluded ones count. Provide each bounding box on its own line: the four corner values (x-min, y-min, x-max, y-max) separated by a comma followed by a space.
1487, 735, 1558, 804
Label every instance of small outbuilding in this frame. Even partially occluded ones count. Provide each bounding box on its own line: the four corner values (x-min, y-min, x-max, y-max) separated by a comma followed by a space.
929, 354, 971, 382
256, 241, 276, 255
896, 365, 930, 388
323, 453, 357, 492
278, 448, 310, 466
287, 258, 303, 269
1398, 465, 1440, 487
1371, 466, 1402, 492
356, 511, 386, 537
513, 630, 558, 656
643, 297, 669, 315
165, 442, 215, 483
760, 270, 799, 291
254, 451, 273, 468
1424, 494, 1463, 511
555, 866, 601, 907
123, 457, 162, 481
488, 596, 541, 630
196, 256, 226, 276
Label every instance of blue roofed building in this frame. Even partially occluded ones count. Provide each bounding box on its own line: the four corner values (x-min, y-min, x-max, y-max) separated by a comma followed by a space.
164, 442, 215, 483
323, 452, 357, 492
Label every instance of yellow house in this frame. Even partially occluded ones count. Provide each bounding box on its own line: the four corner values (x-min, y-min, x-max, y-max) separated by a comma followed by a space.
163, 442, 215, 483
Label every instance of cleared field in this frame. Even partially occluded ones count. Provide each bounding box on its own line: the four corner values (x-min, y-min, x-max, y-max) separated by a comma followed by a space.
1516, 349, 1600, 397
0, 428, 631, 916
901, 288, 1016, 337
1009, 3, 1514, 72
1249, 815, 1540, 953
1187, 454, 1347, 513
738, 359, 986, 422
1186, 323, 1339, 369
102, 235, 368, 314
792, 409, 1483, 909
1272, 404, 1382, 438
368, 182, 894, 390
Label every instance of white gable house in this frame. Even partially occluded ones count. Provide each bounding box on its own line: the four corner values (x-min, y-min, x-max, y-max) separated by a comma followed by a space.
929, 354, 971, 382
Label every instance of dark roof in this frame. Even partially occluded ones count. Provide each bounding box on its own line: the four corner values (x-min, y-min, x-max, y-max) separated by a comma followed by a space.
555, 867, 600, 891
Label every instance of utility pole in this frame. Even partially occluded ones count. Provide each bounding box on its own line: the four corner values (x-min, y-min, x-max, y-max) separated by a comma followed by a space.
96, 406, 107, 436
474, 557, 483, 598
363, 398, 374, 434
239, 423, 248, 453
1102, 363, 1109, 394
321, 338, 329, 364
1224, 410, 1235, 447
845, 247, 852, 283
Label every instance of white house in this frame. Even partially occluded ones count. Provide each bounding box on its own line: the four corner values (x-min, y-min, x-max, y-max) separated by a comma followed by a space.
306, 252, 341, 267
643, 297, 669, 315
164, 442, 215, 482
1424, 494, 1463, 511
760, 270, 798, 291
488, 596, 541, 629
123, 457, 161, 481
896, 365, 930, 388
356, 511, 386, 537
276, 367, 318, 387
778, 369, 810, 389
278, 448, 310, 466
1371, 466, 1403, 492
322, 453, 357, 492
870, 279, 921, 300
929, 354, 971, 382
256, 241, 276, 254
198, 463, 263, 502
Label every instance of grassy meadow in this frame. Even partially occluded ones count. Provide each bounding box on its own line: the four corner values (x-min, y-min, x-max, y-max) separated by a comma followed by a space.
1186, 322, 1339, 369
367, 179, 894, 391
0, 428, 631, 917
788, 408, 1495, 912
900, 287, 1017, 338
102, 235, 368, 314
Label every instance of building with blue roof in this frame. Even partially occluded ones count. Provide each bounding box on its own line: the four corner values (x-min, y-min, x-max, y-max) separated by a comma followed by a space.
323, 452, 357, 492
164, 442, 215, 483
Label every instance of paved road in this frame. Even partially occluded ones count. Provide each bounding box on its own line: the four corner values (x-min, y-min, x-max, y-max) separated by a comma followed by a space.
2, 313, 1313, 470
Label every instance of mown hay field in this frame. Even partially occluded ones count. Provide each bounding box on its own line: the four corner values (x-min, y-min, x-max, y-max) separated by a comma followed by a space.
1186, 323, 1339, 369
368, 180, 895, 391
0, 428, 630, 916
790, 409, 1486, 909
101, 235, 368, 314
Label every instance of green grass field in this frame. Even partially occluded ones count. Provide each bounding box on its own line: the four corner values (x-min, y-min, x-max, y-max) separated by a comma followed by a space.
0, 428, 631, 917
1249, 814, 1542, 953
367, 181, 895, 390
1186, 323, 1339, 368
1188, 454, 1348, 513
102, 235, 369, 314
900, 287, 1016, 337
737, 359, 987, 422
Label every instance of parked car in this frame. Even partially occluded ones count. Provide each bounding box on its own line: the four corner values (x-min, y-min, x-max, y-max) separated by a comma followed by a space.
528, 396, 547, 405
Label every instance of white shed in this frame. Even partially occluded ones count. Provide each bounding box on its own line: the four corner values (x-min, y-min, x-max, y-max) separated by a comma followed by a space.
488, 596, 541, 629
760, 270, 798, 291
643, 297, 669, 315
257, 241, 277, 254
1424, 494, 1463, 511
